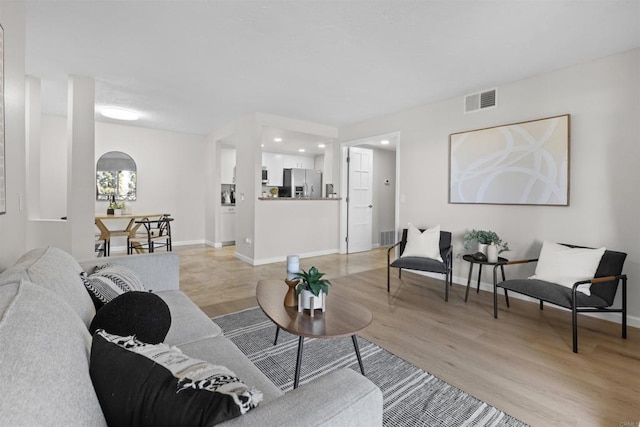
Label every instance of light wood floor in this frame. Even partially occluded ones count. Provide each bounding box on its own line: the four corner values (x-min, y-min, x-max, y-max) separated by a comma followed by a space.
175, 245, 640, 426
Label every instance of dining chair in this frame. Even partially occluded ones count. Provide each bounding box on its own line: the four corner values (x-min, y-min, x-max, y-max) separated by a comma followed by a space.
128, 215, 174, 254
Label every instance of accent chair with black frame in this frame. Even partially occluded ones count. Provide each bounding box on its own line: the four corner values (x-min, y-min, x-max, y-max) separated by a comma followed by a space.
387, 228, 453, 301
493, 243, 627, 353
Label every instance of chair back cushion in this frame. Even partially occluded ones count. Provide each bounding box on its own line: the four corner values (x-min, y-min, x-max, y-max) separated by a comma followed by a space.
400, 228, 452, 260
564, 244, 627, 305
592, 249, 627, 305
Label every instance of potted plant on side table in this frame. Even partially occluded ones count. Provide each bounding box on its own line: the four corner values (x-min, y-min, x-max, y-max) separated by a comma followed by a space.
294, 266, 331, 317
463, 229, 510, 262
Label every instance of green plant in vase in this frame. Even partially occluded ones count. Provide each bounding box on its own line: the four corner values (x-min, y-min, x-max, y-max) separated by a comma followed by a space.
463, 229, 510, 254
294, 266, 331, 297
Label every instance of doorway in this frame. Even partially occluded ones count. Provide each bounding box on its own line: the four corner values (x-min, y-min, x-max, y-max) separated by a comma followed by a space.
340, 132, 400, 254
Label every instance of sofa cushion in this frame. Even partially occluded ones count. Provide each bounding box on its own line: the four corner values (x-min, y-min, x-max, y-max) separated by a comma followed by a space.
90, 331, 263, 427
178, 336, 284, 405
156, 290, 223, 346
81, 263, 147, 309
0, 280, 106, 426
89, 291, 171, 344
0, 247, 95, 326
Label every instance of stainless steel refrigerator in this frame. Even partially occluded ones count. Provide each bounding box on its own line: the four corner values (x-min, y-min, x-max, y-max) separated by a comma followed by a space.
283, 168, 322, 198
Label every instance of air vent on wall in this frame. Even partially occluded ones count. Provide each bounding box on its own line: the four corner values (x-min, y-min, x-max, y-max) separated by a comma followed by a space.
464, 88, 497, 113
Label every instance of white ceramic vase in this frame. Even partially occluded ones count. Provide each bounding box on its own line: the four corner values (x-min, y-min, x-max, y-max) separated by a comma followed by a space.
486, 243, 498, 263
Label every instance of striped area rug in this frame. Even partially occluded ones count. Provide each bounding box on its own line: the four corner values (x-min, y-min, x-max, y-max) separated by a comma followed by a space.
213, 307, 527, 427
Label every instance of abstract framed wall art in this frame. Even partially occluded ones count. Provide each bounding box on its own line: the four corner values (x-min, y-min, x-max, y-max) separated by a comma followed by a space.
0, 23, 5, 214
449, 114, 570, 206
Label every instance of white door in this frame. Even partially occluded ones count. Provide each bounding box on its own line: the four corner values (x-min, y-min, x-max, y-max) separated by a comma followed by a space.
347, 147, 373, 253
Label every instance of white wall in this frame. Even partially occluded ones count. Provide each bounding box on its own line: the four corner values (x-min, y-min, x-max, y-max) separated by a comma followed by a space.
339, 49, 640, 321
40, 116, 207, 250
0, 2, 28, 269
372, 148, 396, 246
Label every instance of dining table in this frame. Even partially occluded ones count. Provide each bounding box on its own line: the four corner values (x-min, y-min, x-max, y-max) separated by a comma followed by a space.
95, 212, 165, 255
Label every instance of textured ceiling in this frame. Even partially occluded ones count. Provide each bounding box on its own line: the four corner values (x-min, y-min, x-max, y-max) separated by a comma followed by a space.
25, 0, 640, 136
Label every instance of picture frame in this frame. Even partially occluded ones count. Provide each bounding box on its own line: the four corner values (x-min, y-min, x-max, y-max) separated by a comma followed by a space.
0, 23, 5, 214
449, 114, 570, 206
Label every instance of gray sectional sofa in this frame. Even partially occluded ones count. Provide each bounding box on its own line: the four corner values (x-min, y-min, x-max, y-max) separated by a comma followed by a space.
0, 247, 382, 426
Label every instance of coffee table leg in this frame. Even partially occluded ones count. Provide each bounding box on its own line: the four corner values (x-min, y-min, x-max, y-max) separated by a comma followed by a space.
352, 335, 365, 376
273, 326, 280, 346
294, 336, 304, 389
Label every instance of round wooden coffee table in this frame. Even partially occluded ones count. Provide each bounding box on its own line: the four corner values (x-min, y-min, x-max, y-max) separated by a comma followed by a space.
256, 279, 372, 388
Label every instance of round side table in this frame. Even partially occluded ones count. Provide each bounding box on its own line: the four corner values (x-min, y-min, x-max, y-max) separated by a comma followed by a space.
462, 254, 508, 302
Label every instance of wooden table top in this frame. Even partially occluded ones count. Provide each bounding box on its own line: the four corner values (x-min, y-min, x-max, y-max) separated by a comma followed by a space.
95, 213, 164, 220
256, 279, 372, 339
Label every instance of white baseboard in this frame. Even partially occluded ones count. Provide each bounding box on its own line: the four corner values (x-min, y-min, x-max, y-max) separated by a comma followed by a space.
234, 251, 254, 265
249, 248, 340, 266
406, 270, 639, 329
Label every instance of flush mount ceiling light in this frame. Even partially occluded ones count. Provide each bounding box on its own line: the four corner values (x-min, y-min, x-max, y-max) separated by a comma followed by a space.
318, 143, 326, 148
274, 137, 282, 142
298, 148, 306, 153
101, 107, 139, 121
380, 140, 390, 145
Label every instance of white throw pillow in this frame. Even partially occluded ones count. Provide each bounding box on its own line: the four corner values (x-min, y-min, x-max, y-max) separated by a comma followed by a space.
402, 223, 443, 262
529, 241, 605, 296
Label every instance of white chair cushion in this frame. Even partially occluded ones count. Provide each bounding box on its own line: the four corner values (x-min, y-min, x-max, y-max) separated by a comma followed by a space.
402, 223, 443, 262
529, 241, 605, 296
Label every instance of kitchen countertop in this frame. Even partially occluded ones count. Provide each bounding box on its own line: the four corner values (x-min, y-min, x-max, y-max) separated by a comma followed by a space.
258, 197, 341, 201
221, 203, 236, 206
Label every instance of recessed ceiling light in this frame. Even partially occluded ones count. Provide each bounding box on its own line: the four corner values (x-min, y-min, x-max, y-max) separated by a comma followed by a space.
261, 144, 264, 147
101, 107, 139, 121
274, 137, 282, 142
380, 140, 390, 145
318, 143, 326, 148
298, 148, 306, 153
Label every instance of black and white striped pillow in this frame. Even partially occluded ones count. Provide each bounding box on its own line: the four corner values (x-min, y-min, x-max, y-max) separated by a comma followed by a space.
81, 264, 146, 308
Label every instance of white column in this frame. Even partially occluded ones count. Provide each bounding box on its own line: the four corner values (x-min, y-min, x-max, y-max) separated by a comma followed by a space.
25, 76, 41, 220
67, 75, 95, 259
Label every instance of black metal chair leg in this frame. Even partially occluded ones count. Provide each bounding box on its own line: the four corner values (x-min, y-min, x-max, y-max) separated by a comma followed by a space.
572, 305, 578, 353
622, 277, 627, 339
273, 327, 280, 346
444, 273, 449, 302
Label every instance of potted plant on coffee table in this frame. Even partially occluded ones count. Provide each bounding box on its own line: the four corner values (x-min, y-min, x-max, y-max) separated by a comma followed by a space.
294, 266, 331, 316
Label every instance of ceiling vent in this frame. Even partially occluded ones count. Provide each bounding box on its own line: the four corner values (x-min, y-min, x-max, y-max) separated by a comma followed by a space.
464, 88, 497, 113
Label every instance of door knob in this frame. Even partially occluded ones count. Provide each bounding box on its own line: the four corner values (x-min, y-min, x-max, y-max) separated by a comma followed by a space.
368, 204, 373, 208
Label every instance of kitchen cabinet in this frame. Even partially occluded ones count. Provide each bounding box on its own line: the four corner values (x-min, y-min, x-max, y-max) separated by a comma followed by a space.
283, 154, 315, 169
265, 152, 284, 186
221, 148, 236, 184
262, 152, 316, 186
220, 205, 235, 243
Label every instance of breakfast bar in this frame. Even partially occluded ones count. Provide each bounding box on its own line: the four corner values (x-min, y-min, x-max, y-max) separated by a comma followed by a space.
254, 198, 341, 264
